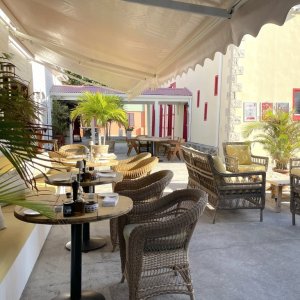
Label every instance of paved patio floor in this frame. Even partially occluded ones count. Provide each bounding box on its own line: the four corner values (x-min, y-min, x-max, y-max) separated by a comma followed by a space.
20, 142, 300, 300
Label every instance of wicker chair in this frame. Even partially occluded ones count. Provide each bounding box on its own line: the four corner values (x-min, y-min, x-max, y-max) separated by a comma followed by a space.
110, 170, 174, 251
113, 156, 159, 180
58, 144, 89, 158
126, 138, 139, 156
290, 158, 300, 225
117, 152, 151, 166
181, 145, 266, 223
118, 189, 208, 300
222, 141, 269, 172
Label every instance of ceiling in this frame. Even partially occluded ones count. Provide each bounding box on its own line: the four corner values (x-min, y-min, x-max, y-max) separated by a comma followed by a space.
0, 0, 299, 96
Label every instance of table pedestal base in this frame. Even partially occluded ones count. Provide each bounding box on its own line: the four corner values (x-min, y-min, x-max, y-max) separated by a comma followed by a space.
65, 237, 107, 252
53, 290, 105, 300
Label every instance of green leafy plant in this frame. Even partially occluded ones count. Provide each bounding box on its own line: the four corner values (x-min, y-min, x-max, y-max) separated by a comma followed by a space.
51, 100, 70, 136
0, 53, 53, 217
70, 92, 128, 145
243, 110, 300, 170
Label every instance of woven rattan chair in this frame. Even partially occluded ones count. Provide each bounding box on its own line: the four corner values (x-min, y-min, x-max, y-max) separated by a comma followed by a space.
126, 138, 139, 156
113, 156, 159, 180
222, 141, 269, 172
181, 145, 266, 223
118, 189, 208, 300
290, 158, 300, 225
110, 170, 174, 251
117, 152, 151, 166
58, 144, 89, 158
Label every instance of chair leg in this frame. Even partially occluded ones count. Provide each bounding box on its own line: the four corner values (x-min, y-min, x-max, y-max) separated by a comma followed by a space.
127, 146, 132, 156
110, 218, 118, 252
120, 274, 125, 283
260, 209, 263, 222
212, 209, 217, 224
292, 213, 296, 225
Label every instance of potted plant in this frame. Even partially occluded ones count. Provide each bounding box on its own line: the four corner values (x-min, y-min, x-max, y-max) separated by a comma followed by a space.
51, 100, 70, 146
243, 110, 300, 172
70, 92, 128, 150
0, 53, 53, 228
126, 126, 134, 138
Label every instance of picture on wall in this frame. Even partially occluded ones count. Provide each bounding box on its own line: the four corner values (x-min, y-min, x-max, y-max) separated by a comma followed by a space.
261, 102, 273, 120
243, 102, 257, 122
276, 102, 289, 113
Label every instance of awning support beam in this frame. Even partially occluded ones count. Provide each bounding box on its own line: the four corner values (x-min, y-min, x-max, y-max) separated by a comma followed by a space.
123, 0, 232, 19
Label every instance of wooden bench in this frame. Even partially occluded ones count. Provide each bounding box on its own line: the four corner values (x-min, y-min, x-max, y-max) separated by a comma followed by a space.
180, 145, 266, 223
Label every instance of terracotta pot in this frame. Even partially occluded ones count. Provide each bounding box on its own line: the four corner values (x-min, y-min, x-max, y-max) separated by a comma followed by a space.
272, 168, 289, 175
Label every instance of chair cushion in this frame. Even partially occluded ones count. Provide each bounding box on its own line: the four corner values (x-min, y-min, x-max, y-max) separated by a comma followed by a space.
226, 145, 252, 165
212, 156, 226, 173
291, 168, 300, 176
238, 164, 265, 172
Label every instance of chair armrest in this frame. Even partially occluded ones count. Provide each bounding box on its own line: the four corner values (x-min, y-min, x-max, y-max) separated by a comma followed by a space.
251, 155, 269, 167
290, 158, 300, 171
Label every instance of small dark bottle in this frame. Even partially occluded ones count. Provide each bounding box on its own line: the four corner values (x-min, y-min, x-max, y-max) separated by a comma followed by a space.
72, 180, 85, 215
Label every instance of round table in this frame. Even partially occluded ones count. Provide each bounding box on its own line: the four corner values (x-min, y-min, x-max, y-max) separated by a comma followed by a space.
15, 194, 132, 300
59, 158, 119, 171
45, 172, 123, 251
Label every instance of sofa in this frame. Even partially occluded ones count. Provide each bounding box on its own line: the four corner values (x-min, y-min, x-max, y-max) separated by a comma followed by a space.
180, 146, 266, 223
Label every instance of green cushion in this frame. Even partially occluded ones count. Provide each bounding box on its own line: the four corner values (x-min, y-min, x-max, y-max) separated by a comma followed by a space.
212, 156, 226, 173
226, 145, 252, 165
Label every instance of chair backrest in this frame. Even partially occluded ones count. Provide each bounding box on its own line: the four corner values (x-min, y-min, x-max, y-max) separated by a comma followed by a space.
116, 156, 159, 179
118, 152, 152, 165
142, 189, 208, 251
59, 144, 89, 157
114, 170, 174, 203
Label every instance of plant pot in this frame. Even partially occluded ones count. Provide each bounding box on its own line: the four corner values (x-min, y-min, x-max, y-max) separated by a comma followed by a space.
126, 131, 132, 138
272, 168, 289, 175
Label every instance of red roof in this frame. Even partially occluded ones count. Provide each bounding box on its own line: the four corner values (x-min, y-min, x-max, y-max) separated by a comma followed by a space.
50, 85, 192, 97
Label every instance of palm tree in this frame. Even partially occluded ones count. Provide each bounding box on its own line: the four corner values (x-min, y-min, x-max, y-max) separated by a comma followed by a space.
70, 92, 128, 145
243, 110, 300, 170
0, 54, 53, 217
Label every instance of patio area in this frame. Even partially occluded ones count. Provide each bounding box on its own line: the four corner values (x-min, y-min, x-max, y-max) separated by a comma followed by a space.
20, 142, 300, 300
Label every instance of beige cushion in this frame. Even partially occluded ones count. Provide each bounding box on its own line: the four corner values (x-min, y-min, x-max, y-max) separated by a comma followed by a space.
212, 156, 226, 173
291, 168, 300, 176
238, 164, 265, 172
226, 145, 252, 165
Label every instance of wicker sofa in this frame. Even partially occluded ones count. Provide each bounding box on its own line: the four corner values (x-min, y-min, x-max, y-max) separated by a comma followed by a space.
181, 146, 266, 223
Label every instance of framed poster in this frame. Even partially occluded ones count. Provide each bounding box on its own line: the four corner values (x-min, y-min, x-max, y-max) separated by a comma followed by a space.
243, 102, 257, 122
276, 102, 289, 113
261, 102, 273, 120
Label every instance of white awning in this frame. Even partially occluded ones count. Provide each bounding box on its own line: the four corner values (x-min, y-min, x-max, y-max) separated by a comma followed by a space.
1, 0, 299, 96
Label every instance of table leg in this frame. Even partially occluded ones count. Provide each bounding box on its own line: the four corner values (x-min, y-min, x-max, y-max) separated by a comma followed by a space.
275, 185, 283, 213
65, 187, 107, 252
54, 224, 105, 300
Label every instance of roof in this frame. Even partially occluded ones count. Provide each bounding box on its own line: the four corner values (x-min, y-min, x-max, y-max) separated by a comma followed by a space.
50, 85, 192, 97
1, 0, 298, 96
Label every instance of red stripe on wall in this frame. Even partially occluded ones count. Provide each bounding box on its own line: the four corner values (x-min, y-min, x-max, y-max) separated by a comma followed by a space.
214, 75, 218, 96
204, 102, 208, 121
152, 104, 155, 136
197, 90, 200, 108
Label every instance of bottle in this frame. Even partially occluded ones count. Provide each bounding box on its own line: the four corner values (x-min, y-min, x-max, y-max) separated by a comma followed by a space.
72, 179, 85, 215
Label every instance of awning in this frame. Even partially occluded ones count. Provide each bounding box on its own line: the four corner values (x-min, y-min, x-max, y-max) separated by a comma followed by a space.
0, 0, 299, 96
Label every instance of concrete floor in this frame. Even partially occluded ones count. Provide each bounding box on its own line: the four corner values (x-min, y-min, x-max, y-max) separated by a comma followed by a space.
20, 142, 300, 300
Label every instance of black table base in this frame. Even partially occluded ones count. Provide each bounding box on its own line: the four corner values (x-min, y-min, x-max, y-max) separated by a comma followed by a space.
53, 290, 105, 300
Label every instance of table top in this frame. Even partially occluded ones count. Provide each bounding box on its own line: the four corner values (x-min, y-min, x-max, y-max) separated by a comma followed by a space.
136, 136, 171, 143
266, 174, 290, 186
59, 158, 118, 168
14, 194, 132, 225
45, 171, 123, 187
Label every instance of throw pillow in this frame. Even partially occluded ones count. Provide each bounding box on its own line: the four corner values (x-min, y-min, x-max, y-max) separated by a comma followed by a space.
226, 145, 252, 165
212, 156, 226, 173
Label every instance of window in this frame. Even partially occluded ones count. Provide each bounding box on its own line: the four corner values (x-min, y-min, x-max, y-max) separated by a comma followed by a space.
127, 112, 134, 126
293, 89, 300, 121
